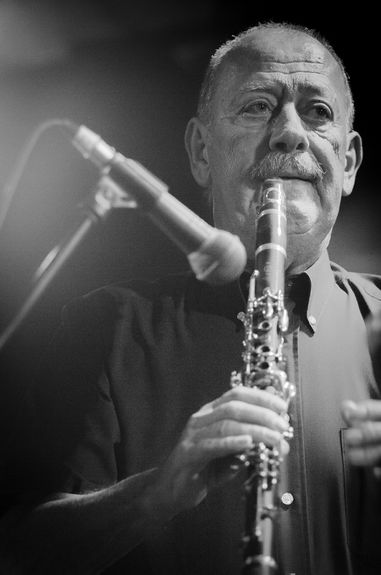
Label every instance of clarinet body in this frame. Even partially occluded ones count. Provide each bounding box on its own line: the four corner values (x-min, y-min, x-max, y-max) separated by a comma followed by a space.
230, 179, 295, 575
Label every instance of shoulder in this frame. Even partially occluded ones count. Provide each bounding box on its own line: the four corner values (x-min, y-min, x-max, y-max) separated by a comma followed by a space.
88, 270, 193, 307
331, 261, 381, 317
61, 271, 195, 329
39, 272, 196, 385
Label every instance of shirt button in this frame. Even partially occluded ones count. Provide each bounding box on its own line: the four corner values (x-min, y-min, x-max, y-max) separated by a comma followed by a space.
308, 314, 317, 326
280, 492, 294, 508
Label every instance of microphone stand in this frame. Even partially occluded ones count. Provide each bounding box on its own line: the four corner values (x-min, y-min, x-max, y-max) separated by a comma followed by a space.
0, 174, 137, 352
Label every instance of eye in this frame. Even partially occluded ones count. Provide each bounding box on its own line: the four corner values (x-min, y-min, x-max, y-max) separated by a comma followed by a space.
305, 102, 333, 123
240, 100, 272, 117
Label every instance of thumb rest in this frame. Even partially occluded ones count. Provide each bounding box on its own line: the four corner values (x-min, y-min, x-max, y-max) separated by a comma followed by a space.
230, 179, 295, 575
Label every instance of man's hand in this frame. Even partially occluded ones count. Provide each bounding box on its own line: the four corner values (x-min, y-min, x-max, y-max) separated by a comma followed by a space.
149, 386, 290, 518
341, 309, 381, 467
342, 399, 381, 466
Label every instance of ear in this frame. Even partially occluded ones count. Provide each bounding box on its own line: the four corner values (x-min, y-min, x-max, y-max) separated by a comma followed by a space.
342, 130, 363, 197
184, 117, 211, 188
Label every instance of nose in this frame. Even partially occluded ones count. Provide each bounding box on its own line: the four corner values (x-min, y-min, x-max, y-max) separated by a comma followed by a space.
269, 105, 309, 153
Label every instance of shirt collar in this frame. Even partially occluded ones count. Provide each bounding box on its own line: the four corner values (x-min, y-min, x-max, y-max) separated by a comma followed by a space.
287, 250, 335, 333
189, 250, 335, 333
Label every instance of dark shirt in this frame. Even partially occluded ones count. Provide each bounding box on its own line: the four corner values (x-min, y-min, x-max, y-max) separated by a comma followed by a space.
8, 251, 381, 574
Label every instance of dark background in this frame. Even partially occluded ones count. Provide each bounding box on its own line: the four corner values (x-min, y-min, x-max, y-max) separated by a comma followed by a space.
0, 1, 379, 408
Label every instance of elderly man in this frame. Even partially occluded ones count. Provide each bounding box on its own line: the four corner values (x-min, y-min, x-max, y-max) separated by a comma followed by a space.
1, 22, 380, 575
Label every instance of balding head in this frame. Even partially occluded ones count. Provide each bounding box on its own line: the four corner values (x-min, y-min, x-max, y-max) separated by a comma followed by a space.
197, 23, 354, 130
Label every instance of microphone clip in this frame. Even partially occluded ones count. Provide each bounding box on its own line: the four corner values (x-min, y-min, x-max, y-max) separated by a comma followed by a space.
86, 173, 138, 220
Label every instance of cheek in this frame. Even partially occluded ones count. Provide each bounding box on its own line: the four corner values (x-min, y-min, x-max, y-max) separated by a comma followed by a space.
310, 133, 347, 199
208, 124, 262, 179
210, 137, 241, 176
311, 129, 346, 173
321, 157, 345, 209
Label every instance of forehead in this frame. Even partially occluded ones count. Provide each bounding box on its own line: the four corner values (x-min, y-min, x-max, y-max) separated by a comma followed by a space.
214, 29, 348, 105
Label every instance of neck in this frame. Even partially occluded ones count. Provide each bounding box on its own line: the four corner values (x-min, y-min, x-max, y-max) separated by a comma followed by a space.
285, 254, 321, 278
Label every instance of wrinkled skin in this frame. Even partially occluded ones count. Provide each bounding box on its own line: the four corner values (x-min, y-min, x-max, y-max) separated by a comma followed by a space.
1, 28, 380, 575
153, 27, 378, 517
186, 27, 362, 275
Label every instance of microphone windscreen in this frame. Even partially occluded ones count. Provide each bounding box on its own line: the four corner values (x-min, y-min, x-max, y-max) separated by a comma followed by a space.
188, 230, 247, 285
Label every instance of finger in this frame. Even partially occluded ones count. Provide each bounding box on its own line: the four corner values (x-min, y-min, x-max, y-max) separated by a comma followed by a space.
192, 419, 287, 450
192, 434, 289, 467
342, 399, 381, 424
190, 400, 289, 434
346, 444, 381, 467
212, 386, 288, 415
345, 422, 381, 447
182, 434, 252, 470
198, 435, 254, 460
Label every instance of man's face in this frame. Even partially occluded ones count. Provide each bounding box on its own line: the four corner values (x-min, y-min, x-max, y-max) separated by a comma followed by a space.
202, 29, 360, 272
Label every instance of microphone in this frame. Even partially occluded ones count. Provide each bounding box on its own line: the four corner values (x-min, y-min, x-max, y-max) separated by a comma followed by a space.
63, 122, 247, 285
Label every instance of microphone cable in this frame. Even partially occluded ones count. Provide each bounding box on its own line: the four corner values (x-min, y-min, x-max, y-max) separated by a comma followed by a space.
0, 118, 74, 232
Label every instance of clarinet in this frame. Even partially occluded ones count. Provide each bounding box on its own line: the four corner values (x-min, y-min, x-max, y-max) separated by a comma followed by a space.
230, 178, 295, 575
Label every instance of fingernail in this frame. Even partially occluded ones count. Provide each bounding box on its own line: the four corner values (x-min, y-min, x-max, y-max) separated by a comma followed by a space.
278, 418, 290, 432
342, 400, 366, 421
241, 436, 254, 449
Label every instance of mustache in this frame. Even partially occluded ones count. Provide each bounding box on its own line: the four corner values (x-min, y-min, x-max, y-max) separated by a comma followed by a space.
248, 152, 325, 182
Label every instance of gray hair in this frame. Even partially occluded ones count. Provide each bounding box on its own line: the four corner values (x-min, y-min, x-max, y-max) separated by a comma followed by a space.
197, 22, 355, 130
